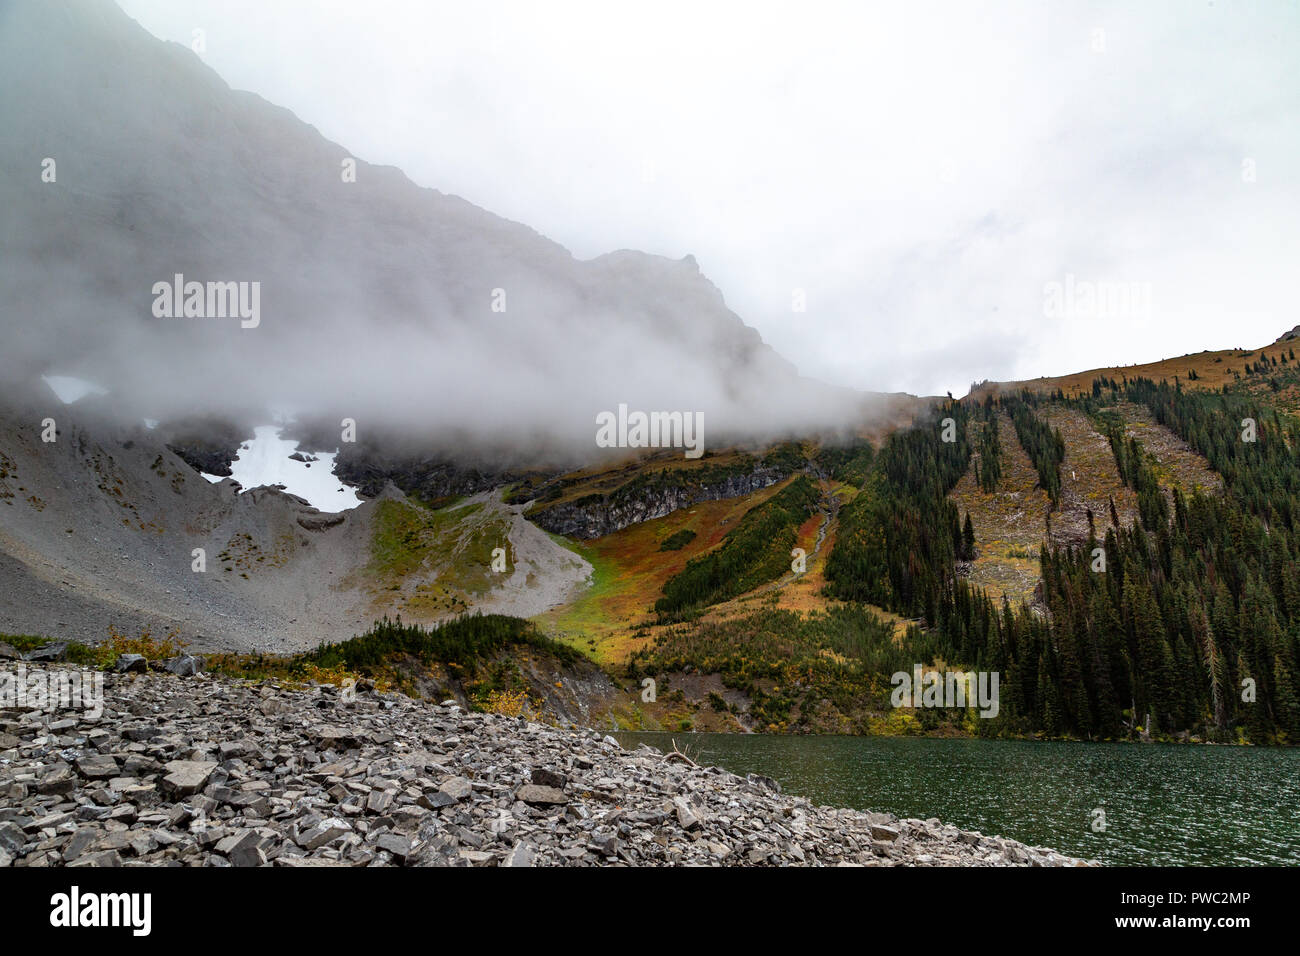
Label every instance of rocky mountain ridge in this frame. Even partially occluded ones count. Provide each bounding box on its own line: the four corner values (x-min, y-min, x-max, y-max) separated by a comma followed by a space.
531, 464, 789, 539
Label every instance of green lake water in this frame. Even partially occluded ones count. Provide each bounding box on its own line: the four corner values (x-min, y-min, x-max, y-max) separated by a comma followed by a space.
615, 732, 1300, 866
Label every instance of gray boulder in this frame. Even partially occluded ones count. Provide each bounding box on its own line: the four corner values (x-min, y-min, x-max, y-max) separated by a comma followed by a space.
115, 654, 148, 673
164, 655, 204, 676
160, 760, 218, 796
25, 641, 68, 662
516, 784, 567, 806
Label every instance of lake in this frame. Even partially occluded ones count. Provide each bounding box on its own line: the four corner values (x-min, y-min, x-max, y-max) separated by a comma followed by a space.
615, 732, 1300, 866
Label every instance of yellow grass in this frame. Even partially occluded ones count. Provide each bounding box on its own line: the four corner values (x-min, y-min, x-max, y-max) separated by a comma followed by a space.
535, 479, 795, 663
969, 346, 1268, 401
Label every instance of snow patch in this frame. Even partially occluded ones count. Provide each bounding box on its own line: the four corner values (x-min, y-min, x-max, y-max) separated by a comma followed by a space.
43, 375, 108, 404
202, 425, 361, 513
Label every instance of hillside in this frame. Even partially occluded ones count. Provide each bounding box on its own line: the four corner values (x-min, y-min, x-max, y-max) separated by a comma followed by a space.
4, 2, 1300, 749
10, 332, 1300, 744
513, 334, 1300, 742
970, 344, 1295, 402
0, 0, 899, 653
0, 389, 593, 651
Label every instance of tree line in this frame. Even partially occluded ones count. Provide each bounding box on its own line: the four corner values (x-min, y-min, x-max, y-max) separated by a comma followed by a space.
824, 379, 1300, 743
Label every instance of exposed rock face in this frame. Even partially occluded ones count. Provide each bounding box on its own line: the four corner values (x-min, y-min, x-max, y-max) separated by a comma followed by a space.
271, 418, 543, 501
532, 467, 787, 539
161, 418, 252, 479
166, 442, 237, 478
296, 512, 346, 531
330, 451, 523, 502
0, 665, 1091, 867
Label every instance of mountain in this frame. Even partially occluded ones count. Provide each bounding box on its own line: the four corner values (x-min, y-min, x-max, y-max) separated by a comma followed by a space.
0, 0, 879, 650
5, 1, 1300, 746
0, 0, 872, 450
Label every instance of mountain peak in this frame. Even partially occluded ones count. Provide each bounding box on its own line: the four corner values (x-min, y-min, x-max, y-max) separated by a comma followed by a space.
0, 0, 871, 447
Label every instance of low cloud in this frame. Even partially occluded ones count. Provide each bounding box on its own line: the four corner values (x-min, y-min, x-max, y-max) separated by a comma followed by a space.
0, 0, 877, 463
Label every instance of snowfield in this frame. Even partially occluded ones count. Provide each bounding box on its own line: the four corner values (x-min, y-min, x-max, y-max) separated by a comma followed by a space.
203, 425, 362, 513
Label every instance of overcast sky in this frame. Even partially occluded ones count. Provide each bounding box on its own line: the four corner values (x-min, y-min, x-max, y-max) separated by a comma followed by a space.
116, 0, 1300, 398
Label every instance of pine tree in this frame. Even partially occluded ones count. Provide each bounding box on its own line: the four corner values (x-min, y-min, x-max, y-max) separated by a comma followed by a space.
1271, 654, 1300, 741
1191, 603, 1228, 735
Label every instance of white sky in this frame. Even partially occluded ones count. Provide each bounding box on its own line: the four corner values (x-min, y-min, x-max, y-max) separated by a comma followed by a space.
117, 0, 1300, 397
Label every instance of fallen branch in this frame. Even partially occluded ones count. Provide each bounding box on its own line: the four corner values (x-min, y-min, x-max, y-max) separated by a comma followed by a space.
663, 738, 699, 768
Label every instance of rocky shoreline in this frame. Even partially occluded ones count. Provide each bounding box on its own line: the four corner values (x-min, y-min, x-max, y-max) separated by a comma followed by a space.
0, 665, 1092, 867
